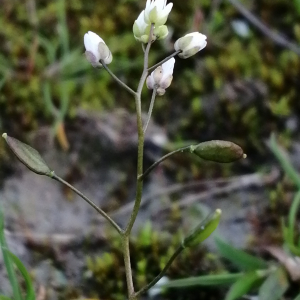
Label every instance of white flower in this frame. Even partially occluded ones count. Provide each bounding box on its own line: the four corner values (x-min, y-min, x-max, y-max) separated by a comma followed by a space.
174, 32, 207, 59
146, 58, 175, 95
144, 0, 173, 26
84, 31, 112, 67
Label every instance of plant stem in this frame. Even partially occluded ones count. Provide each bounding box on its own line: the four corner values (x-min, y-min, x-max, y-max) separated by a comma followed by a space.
123, 235, 135, 299
125, 24, 154, 235
140, 145, 191, 180
100, 60, 137, 96
143, 88, 157, 133
147, 50, 181, 73
51, 173, 122, 234
122, 24, 155, 300
135, 243, 185, 297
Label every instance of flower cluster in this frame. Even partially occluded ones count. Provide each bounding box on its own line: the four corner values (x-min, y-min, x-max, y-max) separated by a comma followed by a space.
83, 0, 208, 95
133, 0, 173, 43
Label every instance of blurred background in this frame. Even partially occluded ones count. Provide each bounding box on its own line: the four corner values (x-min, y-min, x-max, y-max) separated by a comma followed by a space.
1, 0, 300, 299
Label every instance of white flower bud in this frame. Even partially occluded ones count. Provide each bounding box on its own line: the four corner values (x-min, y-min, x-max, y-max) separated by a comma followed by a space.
133, 11, 152, 42
144, 0, 173, 26
153, 66, 163, 84
153, 25, 168, 40
146, 58, 175, 95
84, 31, 113, 67
174, 32, 207, 59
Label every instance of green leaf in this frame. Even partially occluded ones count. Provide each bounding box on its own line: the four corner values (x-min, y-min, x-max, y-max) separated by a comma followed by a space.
7, 252, 35, 300
183, 209, 221, 247
293, 293, 300, 300
288, 191, 300, 247
269, 133, 300, 188
2, 133, 53, 176
225, 271, 264, 300
161, 273, 243, 288
0, 296, 13, 300
258, 267, 289, 300
0, 209, 23, 300
215, 238, 268, 271
190, 140, 246, 163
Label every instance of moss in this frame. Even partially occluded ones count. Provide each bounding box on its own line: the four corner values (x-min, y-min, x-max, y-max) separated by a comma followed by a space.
84, 224, 223, 300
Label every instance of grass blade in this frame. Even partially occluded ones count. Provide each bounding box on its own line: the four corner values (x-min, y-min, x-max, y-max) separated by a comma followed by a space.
288, 191, 300, 246
293, 293, 300, 300
161, 273, 243, 288
0, 209, 23, 300
7, 251, 35, 300
215, 238, 268, 271
269, 133, 300, 188
258, 267, 289, 300
225, 271, 264, 300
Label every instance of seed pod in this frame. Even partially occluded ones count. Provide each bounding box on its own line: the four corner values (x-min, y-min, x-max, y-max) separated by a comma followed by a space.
190, 140, 246, 163
183, 209, 222, 248
2, 133, 53, 176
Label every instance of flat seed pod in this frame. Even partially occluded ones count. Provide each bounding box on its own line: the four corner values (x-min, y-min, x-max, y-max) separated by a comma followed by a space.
183, 209, 222, 248
2, 133, 53, 176
190, 140, 246, 163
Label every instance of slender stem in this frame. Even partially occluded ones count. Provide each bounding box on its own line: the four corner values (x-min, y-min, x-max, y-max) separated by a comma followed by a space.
51, 173, 122, 234
135, 243, 185, 297
228, 0, 300, 56
100, 60, 137, 96
147, 50, 181, 73
143, 88, 157, 134
123, 236, 135, 299
125, 24, 155, 235
140, 145, 191, 180
122, 24, 155, 300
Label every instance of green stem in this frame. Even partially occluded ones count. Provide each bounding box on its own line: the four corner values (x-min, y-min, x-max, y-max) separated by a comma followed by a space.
51, 173, 122, 234
122, 24, 155, 300
147, 50, 181, 73
125, 23, 154, 235
123, 236, 135, 299
135, 243, 185, 297
140, 145, 191, 180
143, 88, 157, 134
100, 60, 137, 97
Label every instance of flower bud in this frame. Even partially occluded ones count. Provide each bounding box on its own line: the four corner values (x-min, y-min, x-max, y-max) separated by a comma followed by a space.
153, 25, 169, 40
174, 32, 207, 59
133, 11, 152, 43
153, 66, 163, 84
144, 0, 173, 26
146, 58, 175, 95
84, 31, 112, 67
190, 140, 246, 163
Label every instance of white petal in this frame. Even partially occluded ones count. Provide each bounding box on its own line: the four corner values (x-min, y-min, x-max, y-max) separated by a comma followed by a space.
174, 38, 181, 51
162, 2, 173, 16
160, 58, 175, 83
146, 73, 155, 89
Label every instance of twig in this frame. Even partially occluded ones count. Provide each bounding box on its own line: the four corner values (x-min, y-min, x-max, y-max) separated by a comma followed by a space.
228, 0, 300, 55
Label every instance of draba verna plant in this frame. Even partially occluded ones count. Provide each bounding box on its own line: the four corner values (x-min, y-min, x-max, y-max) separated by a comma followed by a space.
2, 0, 247, 299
